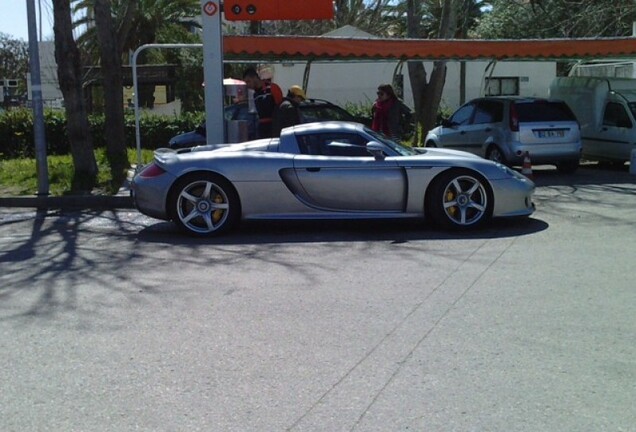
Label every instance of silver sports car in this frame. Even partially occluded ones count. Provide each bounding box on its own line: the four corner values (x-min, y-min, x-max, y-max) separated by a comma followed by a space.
131, 122, 535, 236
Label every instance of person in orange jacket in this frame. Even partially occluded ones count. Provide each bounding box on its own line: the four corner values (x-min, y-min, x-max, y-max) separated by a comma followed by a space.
243, 67, 283, 138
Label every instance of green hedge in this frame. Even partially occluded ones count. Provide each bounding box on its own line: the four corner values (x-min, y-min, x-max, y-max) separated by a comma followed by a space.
0, 108, 205, 159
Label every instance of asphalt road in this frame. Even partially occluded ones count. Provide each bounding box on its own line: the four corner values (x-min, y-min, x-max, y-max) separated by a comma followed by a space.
1, 165, 635, 432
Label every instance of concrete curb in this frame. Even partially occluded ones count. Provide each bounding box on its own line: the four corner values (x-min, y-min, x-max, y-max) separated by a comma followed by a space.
0, 194, 134, 210
0, 170, 137, 210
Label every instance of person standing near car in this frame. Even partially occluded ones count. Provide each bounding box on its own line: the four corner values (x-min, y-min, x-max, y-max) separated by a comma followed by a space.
272, 85, 306, 136
371, 84, 411, 141
243, 67, 283, 138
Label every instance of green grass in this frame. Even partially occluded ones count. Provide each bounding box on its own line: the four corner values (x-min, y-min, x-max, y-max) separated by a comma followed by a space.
0, 148, 154, 196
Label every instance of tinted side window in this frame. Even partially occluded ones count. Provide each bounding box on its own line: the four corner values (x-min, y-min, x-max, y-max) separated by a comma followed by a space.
603, 102, 633, 128
515, 101, 576, 122
297, 133, 369, 156
449, 103, 475, 126
473, 101, 504, 124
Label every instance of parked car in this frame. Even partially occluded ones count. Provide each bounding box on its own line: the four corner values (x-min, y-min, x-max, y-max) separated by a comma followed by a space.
132, 121, 535, 237
550, 76, 636, 165
168, 99, 369, 149
424, 97, 582, 173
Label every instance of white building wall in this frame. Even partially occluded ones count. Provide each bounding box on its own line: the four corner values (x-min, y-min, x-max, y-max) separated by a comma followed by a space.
271, 60, 556, 111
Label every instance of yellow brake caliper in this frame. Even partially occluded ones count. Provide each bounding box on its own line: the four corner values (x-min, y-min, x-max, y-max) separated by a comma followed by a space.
445, 189, 457, 217
212, 193, 224, 223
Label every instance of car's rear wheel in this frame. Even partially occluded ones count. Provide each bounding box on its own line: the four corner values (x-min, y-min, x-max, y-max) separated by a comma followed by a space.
486, 145, 507, 165
169, 173, 240, 236
427, 169, 493, 230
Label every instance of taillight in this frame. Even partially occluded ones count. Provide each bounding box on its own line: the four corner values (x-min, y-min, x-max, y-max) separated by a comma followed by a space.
138, 163, 166, 178
509, 103, 519, 132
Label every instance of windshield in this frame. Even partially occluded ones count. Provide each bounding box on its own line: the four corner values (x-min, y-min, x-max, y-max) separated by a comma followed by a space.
364, 127, 417, 156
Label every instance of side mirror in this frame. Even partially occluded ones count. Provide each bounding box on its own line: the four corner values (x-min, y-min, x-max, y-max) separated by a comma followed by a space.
441, 118, 453, 127
366, 141, 386, 160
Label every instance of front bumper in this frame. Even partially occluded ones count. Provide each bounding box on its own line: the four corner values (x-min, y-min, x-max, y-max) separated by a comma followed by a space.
491, 176, 535, 218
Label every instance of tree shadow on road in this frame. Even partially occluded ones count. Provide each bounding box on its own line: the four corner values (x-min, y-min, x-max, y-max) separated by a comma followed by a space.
529, 164, 636, 226
0, 209, 160, 327
530, 163, 636, 188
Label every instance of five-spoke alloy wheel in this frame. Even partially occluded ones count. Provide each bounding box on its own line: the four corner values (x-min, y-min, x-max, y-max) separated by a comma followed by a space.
427, 169, 493, 229
170, 173, 239, 236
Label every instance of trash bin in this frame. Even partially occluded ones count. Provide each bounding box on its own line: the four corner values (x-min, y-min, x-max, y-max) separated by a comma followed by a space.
227, 120, 249, 143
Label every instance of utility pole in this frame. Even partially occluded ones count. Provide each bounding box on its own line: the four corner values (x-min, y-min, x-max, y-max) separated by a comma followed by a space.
26, 0, 49, 196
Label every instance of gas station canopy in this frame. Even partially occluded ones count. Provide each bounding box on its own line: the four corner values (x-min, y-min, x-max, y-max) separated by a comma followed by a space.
223, 35, 636, 61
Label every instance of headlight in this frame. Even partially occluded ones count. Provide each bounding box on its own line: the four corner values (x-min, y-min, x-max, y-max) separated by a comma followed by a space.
494, 162, 528, 181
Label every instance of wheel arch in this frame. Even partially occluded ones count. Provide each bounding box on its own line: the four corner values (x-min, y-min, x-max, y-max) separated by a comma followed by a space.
424, 167, 495, 224
165, 170, 241, 222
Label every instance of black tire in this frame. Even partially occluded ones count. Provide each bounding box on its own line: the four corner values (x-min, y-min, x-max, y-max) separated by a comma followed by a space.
556, 160, 579, 174
486, 145, 507, 165
426, 169, 493, 230
169, 172, 240, 236
425, 140, 437, 148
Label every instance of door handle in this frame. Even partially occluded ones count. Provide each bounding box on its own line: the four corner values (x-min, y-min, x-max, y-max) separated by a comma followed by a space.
306, 167, 321, 172
460, 131, 466, 135
484, 127, 492, 132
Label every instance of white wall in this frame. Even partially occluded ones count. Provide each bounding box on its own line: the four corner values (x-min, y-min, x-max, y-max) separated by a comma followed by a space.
271, 60, 556, 111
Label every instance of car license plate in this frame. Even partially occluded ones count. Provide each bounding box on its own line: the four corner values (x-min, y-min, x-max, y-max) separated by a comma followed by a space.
536, 129, 565, 138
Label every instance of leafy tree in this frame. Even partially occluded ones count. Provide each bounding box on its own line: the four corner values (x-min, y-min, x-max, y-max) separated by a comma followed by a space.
403, 0, 487, 143
75, 0, 201, 108
93, 0, 136, 187
477, 0, 636, 39
53, 0, 98, 192
0, 33, 29, 95
263, 0, 397, 36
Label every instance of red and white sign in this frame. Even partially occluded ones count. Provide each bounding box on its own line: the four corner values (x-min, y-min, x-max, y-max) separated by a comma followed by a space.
203, 1, 218, 16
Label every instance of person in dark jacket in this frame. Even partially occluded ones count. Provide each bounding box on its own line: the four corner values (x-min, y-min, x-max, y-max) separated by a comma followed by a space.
243, 67, 283, 138
272, 85, 306, 136
371, 84, 412, 141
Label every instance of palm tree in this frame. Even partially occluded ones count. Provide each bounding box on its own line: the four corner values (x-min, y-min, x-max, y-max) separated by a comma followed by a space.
264, 0, 397, 37
53, 0, 98, 191
74, 0, 201, 107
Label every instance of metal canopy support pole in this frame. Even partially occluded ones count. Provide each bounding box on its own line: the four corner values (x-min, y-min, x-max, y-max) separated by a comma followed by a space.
200, 0, 225, 145
480, 59, 498, 97
26, 0, 49, 196
302, 59, 313, 93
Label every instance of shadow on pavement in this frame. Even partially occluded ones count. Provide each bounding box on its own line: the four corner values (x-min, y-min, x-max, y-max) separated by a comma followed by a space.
136, 216, 549, 246
0, 209, 160, 325
529, 162, 636, 188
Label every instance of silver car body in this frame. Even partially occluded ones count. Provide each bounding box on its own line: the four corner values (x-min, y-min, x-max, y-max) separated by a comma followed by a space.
132, 122, 534, 233
425, 97, 582, 167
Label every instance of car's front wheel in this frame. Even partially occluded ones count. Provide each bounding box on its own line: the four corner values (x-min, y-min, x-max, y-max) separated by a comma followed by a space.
169, 173, 240, 236
427, 169, 493, 230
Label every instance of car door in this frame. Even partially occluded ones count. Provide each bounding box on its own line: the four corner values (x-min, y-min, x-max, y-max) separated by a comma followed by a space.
292, 132, 406, 212
594, 101, 634, 161
469, 100, 504, 156
438, 102, 476, 152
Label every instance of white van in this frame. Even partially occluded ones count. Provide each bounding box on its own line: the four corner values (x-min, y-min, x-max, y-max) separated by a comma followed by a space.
549, 76, 636, 164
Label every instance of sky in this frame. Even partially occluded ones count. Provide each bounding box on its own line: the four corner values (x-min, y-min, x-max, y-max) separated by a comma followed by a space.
1, 0, 54, 41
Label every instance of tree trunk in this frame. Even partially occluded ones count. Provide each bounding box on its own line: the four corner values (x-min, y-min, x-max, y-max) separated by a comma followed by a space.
94, 0, 129, 187
407, 0, 457, 146
52, 0, 98, 192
